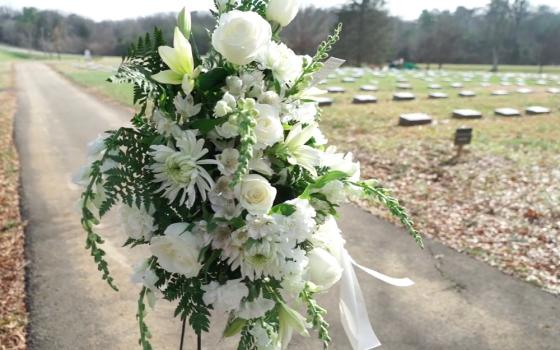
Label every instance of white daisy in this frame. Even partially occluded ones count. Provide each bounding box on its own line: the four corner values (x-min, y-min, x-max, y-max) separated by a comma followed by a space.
150, 130, 218, 208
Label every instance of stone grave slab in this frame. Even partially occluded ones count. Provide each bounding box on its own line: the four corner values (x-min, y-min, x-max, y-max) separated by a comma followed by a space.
342, 77, 356, 83
516, 88, 533, 94
360, 85, 378, 92
327, 86, 346, 93
428, 84, 442, 90
546, 88, 560, 94
492, 90, 509, 96
397, 83, 412, 90
429, 92, 448, 99
352, 95, 377, 104
399, 113, 433, 126
525, 106, 551, 115
315, 97, 333, 107
453, 109, 483, 119
451, 82, 463, 88
495, 108, 521, 117
459, 90, 476, 97
393, 92, 416, 101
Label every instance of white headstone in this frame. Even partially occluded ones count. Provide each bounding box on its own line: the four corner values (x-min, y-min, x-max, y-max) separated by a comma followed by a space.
459, 90, 476, 97
429, 92, 448, 99
526, 106, 551, 115
453, 109, 483, 119
327, 86, 346, 93
360, 85, 378, 92
516, 88, 533, 94
492, 90, 509, 96
495, 108, 521, 117
399, 113, 433, 126
393, 92, 416, 101
352, 95, 378, 104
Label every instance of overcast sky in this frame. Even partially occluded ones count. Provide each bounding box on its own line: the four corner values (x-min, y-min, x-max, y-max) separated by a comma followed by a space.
1, 0, 558, 22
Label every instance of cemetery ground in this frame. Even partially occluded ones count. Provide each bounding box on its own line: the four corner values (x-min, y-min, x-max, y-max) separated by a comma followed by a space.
1, 51, 557, 348
0, 51, 27, 349
49, 57, 560, 296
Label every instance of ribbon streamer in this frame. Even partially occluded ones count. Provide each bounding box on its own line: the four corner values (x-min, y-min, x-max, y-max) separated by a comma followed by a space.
339, 249, 414, 349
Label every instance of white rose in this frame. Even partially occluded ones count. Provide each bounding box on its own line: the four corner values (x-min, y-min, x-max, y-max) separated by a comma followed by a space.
306, 248, 343, 291
266, 0, 301, 27
150, 223, 203, 277
258, 91, 282, 108
212, 10, 272, 65
120, 204, 157, 241
254, 104, 284, 150
239, 174, 277, 215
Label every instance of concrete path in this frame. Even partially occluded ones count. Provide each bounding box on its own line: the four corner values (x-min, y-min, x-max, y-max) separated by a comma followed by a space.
14, 62, 559, 350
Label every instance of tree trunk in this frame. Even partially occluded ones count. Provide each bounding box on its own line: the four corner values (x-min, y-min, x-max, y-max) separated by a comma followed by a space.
538, 64, 544, 74
491, 47, 499, 72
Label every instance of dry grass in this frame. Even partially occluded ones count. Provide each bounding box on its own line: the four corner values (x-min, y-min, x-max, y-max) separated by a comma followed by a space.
0, 62, 27, 349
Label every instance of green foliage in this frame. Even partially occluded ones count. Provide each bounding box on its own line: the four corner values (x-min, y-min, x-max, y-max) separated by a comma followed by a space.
300, 170, 348, 199
287, 23, 342, 96
231, 100, 258, 186
137, 287, 154, 350
300, 285, 330, 349
109, 28, 167, 113
237, 321, 256, 350
164, 275, 211, 335
355, 180, 424, 248
236, 0, 269, 17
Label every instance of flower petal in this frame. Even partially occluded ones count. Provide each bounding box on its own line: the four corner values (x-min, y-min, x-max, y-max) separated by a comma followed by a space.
152, 70, 183, 85
173, 27, 194, 75
158, 46, 182, 74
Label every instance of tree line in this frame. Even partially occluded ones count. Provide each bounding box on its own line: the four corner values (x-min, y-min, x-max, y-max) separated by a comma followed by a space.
1, 0, 559, 71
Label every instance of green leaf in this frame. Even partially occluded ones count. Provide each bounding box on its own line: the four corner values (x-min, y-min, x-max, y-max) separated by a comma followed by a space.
270, 203, 297, 216
197, 68, 229, 92
300, 171, 349, 199
224, 318, 247, 338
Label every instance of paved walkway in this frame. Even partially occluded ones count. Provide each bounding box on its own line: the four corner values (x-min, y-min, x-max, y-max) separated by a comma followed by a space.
15, 62, 559, 350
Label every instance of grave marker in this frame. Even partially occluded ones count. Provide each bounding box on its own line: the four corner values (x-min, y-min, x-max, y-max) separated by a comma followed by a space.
516, 88, 533, 94
453, 109, 482, 119
397, 83, 412, 90
495, 108, 521, 117
492, 90, 509, 96
429, 92, 448, 99
327, 86, 346, 93
454, 127, 473, 157
315, 97, 333, 107
525, 106, 551, 115
399, 113, 432, 126
459, 90, 476, 97
393, 92, 416, 101
352, 95, 377, 104
360, 85, 378, 92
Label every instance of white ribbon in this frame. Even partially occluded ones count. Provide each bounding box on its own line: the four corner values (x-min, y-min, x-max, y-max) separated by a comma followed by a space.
339, 249, 414, 350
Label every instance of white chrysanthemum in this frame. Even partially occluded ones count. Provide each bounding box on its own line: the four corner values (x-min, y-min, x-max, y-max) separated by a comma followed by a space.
120, 204, 157, 241
150, 130, 218, 208
237, 295, 276, 319
174, 94, 201, 121
153, 109, 183, 139
202, 278, 249, 312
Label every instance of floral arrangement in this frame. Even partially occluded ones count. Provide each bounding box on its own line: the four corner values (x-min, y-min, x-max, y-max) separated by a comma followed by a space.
76, 0, 421, 349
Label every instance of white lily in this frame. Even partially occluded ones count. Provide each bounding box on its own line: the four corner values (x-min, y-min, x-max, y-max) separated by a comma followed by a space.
152, 27, 199, 94
283, 123, 321, 177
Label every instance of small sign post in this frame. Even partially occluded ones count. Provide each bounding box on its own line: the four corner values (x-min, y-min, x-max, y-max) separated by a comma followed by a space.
454, 127, 473, 158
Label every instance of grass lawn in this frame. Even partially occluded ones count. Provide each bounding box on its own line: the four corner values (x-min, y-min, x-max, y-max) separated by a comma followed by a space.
50, 59, 560, 294
0, 56, 27, 349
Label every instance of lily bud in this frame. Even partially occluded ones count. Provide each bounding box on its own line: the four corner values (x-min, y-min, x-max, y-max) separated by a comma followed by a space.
178, 7, 192, 38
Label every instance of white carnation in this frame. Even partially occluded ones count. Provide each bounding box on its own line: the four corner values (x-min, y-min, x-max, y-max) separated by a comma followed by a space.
202, 279, 249, 312
120, 204, 157, 241
238, 295, 276, 319
254, 104, 284, 150
258, 42, 303, 85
